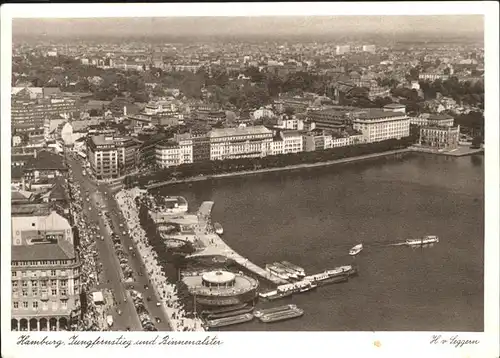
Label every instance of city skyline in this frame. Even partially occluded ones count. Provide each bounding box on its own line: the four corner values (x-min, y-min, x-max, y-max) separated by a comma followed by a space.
13, 15, 484, 39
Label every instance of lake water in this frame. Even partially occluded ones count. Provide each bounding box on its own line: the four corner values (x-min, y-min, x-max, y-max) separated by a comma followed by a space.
154, 153, 484, 331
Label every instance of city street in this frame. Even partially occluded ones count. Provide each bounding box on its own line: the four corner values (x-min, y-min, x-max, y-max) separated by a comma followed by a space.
67, 155, 141, 331
67, 155, 172, 331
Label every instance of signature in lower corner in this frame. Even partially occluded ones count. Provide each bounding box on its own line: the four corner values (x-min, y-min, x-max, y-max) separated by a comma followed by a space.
430, 334, 480, 348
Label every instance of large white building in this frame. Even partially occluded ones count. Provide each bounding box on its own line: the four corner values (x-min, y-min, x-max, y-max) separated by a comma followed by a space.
336, 45, 351, 56
209, 126, 273, 161
352, 109, 410, 143
11, 210, 81, 331
155, 134, 193, 168
282, 131, 303, 154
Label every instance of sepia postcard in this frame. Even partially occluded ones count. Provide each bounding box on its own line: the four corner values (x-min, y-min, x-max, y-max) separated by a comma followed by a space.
1, 2, 499, 358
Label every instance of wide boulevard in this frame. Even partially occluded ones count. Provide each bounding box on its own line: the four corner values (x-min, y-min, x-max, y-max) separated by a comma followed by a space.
67, 154, 172, 331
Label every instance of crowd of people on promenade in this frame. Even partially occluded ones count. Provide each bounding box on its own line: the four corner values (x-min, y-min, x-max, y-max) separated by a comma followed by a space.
115, 188, 205, 332
67, 171, 104, 331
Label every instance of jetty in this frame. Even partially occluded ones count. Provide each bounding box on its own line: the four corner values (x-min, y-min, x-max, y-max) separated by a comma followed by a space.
190, 201, 289, 285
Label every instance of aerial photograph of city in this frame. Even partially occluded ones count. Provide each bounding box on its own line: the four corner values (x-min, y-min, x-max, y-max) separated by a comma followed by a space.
8, 14, 486, 333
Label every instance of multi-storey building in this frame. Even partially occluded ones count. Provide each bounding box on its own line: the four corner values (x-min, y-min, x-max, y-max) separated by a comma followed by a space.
410, 113, 455, 127
209, 126, 273, 161
419, 125, 460, 149
352, 109, 410, 143
155, 134, 193, 168
336, 45, 351, 56
11, 97, 78, 137
303, 131, 332, 151
362, 45, 376, 54
22, 150, 68, 185
11, 210, 81, 331
87, 135, 140, 180
281, 131, 303, 154
306, 109, 349, 133
192, 131, 211, 163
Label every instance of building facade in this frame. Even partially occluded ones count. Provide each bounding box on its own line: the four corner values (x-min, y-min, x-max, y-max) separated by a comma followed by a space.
352, 110, 410, 143
11, 97, 78, 137
87, 135, 140, 180
419, 125, 460, 149
209, 126, 273, 161
306, 109, 349, 133
155, 134, 193, 168
11, 211, 81, 331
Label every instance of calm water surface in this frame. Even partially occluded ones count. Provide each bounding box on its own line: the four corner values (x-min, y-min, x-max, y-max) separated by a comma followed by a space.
155, 153, 484, 331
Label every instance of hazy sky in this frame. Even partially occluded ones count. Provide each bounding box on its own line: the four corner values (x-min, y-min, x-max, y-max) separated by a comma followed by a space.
13, 16, 483, 38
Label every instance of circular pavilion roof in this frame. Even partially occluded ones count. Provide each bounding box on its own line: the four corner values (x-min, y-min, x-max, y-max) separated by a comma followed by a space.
202, 270, 236, 285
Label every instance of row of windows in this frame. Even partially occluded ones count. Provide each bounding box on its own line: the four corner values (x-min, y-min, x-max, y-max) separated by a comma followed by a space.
13, 288, 70, 297
12, 268, 78, 275
13, 300, 69, 310
12, 279, 68, 287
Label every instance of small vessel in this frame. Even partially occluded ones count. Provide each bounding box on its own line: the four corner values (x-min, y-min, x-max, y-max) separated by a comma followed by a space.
297, 281, 317, 293
201, 303, 248, 317
265, 264, 290, 280
206, 306, 254, 320
214, 223, 224, 235
406, 235, 439, 246
254, 304, 297, 318
259, 290, 293, 301
205, 313, 254, 328
259, 308, 304, 323
273, 262, 299, 279
281, 261, 306, 277
349, 243, 363, 256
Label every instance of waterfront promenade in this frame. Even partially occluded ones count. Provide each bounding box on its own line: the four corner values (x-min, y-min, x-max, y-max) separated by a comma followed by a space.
189, 201, 288, 286
146, 148, 412, 189
115, 188, 205, 331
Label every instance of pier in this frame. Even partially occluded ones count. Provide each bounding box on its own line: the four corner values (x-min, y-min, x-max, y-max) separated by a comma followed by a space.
190, 201, 289, 285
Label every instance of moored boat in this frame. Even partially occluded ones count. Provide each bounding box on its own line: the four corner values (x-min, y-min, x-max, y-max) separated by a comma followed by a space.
349, 243, 363, 256
254, 304, 297, 318
205, 313, 254, 328
214, 223, 224, 235
259, 308, 304, 323
406, 235, 439, 246
201, 303, 248, 317
273, 262, 299, 279
266, 264, 290, 280
206, 306, 254, 320
281, 261, 306, 277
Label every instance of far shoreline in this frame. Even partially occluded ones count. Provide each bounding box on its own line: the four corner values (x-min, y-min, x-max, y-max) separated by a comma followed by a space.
146, 148, 412, 190
144, 146, 483, 190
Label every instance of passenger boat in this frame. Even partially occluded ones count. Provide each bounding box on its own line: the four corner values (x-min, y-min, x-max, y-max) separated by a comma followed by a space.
349, 243, 363, 256
406, 235, 439, 246
273, 262, 299, 279
325, 265, 358, 278
206, 306, 254, 320
205, 313, 254, 328
254, 304, 297, 318
296, 280, 317, 293
214, 223, 224, 235
259, 308, 304, 323
265, 264, 290, 280
305, 272, 349, 286
259, 289, 293, 301
280, 261, 306, 277
201, 303, 248, 317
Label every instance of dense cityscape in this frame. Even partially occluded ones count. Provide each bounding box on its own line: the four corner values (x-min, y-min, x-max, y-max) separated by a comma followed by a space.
10, 16, 485, 333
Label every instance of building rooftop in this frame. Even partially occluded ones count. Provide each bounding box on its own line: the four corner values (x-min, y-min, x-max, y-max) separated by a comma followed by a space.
384, 103, 406, 109
209, 125, 272, 138
428, 114, 454, 120
25, 151, 67, 171
11, 203, 51, 217
355, 109, 407, 120
12, 243, 75, 261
